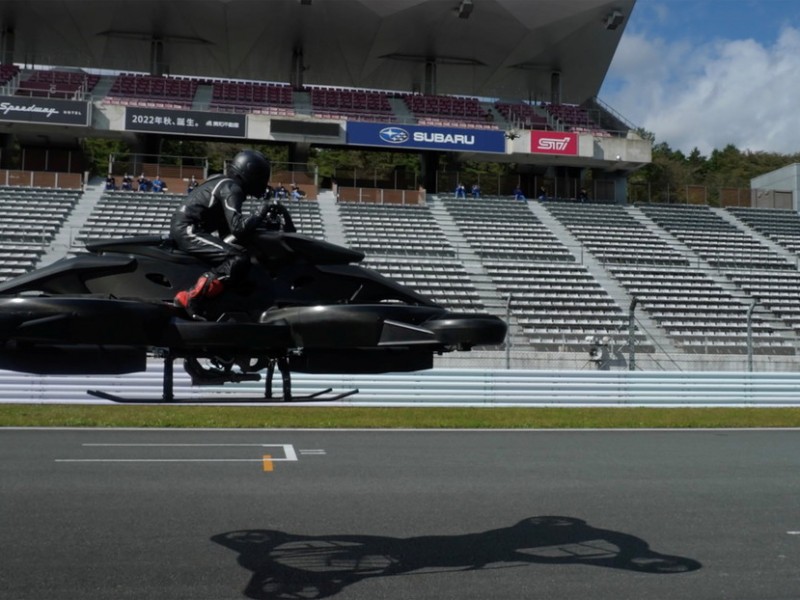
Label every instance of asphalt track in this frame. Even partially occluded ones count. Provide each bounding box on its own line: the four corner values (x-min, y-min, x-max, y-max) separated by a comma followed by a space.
2, 428, 799, 599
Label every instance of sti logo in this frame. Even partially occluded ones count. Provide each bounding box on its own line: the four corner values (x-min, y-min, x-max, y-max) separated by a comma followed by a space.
379, 127, 410, 144
531, 131, 578, 155
538, 136, 571, 151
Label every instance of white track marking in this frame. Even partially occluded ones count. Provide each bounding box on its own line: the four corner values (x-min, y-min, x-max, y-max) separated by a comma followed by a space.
58, 443, 300, 462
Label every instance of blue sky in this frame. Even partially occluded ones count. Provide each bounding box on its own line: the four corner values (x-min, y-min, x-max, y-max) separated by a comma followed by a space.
600, 0, 800, 155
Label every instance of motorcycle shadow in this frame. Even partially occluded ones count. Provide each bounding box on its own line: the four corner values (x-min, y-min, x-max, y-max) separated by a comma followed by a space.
212, 515, 702, 599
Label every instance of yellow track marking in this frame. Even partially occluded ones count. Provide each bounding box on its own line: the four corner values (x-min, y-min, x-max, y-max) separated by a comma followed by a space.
262, 454, 273, 472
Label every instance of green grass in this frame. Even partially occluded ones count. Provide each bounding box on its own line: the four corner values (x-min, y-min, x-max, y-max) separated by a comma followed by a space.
2, 405, 800, 429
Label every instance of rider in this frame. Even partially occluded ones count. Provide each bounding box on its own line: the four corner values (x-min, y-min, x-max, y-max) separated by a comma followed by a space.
170, 149, 273, 320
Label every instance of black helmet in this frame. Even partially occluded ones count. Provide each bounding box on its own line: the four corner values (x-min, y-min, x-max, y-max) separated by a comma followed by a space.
227, 150, 271, 197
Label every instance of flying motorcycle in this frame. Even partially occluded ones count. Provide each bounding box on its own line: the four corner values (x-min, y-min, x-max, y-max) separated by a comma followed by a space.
0, 224, 507, 401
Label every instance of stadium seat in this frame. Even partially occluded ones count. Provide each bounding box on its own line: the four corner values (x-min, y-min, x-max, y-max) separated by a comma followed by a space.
104, 73, 200, 109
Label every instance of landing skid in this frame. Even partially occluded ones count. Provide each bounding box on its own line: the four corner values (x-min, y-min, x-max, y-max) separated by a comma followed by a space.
86, 353, 359, 403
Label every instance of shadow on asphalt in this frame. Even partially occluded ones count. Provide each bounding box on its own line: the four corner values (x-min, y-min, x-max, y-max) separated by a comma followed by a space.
213, 515, 702, 599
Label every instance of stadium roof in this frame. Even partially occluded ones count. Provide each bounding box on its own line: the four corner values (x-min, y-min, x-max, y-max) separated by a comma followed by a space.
1, 0, 634, 103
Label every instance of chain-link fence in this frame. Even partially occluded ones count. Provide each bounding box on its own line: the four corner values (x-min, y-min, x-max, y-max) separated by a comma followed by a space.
625, 182, 779, 207
435, 171, 618, 201
109, 153, 208, 180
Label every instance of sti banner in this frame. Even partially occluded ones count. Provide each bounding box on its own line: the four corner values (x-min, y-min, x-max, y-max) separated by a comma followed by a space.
530, 131, 579, 155
347, 122, 506, 153
0, 96, 90, 126
124, 107, 246, 138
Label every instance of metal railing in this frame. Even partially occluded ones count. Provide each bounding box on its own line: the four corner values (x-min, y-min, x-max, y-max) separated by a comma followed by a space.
2, 365, 799, 405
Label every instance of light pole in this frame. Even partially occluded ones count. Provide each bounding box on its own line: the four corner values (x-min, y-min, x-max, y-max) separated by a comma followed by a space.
505, 293, 512, 369
628, 297, 638, 371
747, 299, 756, 372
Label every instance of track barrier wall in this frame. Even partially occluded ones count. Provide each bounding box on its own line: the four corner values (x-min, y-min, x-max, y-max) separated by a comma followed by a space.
1, 363, 800, 405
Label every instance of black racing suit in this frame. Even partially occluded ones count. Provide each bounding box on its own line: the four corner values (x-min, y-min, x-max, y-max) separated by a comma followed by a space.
169, 174, 260, 283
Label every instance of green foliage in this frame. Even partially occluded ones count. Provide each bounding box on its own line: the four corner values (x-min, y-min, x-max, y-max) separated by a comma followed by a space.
202, 142, 289, 174
157, 139, 209, 164
311, 148, 421, 180
2, 405, 800, 429
82, 138, 134, 177
635, 130, 800, 203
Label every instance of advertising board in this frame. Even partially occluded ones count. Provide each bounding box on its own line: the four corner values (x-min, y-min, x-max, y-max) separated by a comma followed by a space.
347, 122, 506, 153
0, 96, 90, 126
124, 107, 247, 138
530, 131, 579, 155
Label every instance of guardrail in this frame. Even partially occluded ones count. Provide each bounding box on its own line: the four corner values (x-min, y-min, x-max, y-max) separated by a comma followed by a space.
2, 363, 799, 405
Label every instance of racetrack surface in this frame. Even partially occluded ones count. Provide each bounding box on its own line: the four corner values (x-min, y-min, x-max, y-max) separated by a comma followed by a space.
2, 429, 799, 599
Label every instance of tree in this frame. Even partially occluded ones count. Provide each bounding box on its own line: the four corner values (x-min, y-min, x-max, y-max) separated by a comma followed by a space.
81, 138, 134, 177
629, 137, 800, 204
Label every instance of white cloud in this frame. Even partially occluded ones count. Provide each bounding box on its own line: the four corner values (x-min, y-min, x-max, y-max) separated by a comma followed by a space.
602, 27, 800, 155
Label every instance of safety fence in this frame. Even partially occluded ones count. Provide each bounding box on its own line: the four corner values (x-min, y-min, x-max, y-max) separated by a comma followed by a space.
0, 170, 82, 189
2, 363, 800, 406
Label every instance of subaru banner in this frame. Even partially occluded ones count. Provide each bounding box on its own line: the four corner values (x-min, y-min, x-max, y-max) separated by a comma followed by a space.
530, 131, 578, 155
347, 122, 506, 153
0, 95, 90, 126
124, 107, 246, 138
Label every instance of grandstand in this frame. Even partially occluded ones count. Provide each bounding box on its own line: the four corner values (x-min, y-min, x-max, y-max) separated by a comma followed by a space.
403, 94, 496, 129
103, 73, 200, 109
637, 204, 794, 271
16, 69, 100, 98
0, 185, 81, 280
0, 65, 624, 139
0, 1, 646, 190
340, 202, 455, 257
3, 0, 800, 373
443, 197, 574, 262
3, 172, 799, 372
73, 190, 325, 244
309, 87, 394, 122
210, 81, 294, 116
494, 102, 550, 131
542, 201, 688, 266
723, 207, 800, 255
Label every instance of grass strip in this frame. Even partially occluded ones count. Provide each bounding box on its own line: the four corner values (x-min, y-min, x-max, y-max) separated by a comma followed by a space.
2, 405, 800, 429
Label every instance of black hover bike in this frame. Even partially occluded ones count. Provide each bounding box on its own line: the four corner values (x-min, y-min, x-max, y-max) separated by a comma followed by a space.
0, 229, 506, 401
